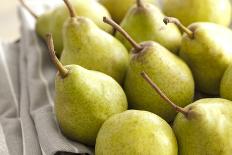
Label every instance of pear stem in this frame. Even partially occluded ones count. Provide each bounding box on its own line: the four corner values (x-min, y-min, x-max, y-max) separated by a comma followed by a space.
46, 33, 69, 78
63, 0, 76, 17
141, 71, 189, 117
103, 17, 143, 52
112, 27, 117, 36
163, 17, 194, 39
137, 0, 145, 8
19, 0, 38, 19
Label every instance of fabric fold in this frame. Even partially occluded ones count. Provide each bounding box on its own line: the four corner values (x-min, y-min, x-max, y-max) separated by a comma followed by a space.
18, 4, 93, 155
0, 2, 93, 155
0, 42, 22, 155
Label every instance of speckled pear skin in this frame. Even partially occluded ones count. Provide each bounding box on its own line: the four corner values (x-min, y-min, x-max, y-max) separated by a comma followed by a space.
163, 0, 232, 27
220, 65, 232, 101
99, 0, 155, 23
60, 17, 129, 84
55, 65, 128, 146
173, 98, 232, 155
35, 0, 111, 56
116, 3, 181, 54
95, 110, 178, 155
124, 42, 194, 122
179, 22, 232, 95
36, 11, 52, 42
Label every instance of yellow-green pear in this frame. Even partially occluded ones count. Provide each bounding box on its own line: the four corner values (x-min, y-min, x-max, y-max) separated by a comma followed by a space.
116, 0, 181, 54
164, 17, 232, 95
163, 0, 232, 26
95, 110, 178, 155
220, 65, 232, 101
99, 0, 155, 23
60, 0, 129, 84
20, 0, 111, 56
46, 34, 128, 146
142, 72, 232, 155
103, 17, 194, 122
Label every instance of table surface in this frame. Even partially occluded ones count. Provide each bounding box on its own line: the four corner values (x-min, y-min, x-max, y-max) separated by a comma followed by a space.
0, 0, 20, 42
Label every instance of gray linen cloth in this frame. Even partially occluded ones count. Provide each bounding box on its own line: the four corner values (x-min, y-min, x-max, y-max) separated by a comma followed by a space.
0, 2, 93, 155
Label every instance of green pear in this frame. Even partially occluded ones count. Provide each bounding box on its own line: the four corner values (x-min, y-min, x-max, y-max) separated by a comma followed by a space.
164, 17, 232, 95
95, 110, 178, 155
60, 0, 129, 84
46, 34, 128, 146
173, 98, 232, 154
103, 17, 194, 122
220, 65, 232, 101
163, 0, 232, 26
99, 0, 155, 23
20, 0, 111, 56
142, 72, 232, 155
116, 0, 181, 54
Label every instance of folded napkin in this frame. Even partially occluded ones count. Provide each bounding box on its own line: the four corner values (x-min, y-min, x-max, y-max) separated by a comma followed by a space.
0, 2, 93, 155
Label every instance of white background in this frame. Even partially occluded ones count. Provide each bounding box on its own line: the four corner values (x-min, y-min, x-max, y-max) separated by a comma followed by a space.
0, 0, 20, 41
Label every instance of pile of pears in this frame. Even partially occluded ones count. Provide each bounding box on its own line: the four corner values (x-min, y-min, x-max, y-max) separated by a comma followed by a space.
21, 0, 232, 154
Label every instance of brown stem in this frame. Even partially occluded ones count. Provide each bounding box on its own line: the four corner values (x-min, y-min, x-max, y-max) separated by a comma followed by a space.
137, 0, 145, 8
103, 16, 143, 52
19, 0, 38, 19
46, 33, 69, 78
163, 17, 194, 39
63, 0, 76, 17
141, 71, 188, 117
111, 27, 117, 36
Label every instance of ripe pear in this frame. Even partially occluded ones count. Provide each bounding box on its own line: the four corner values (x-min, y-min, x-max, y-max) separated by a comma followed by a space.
142, 72, 232, 155
103, 17, 194, 122
116, 0, 181, 54
163, 0, 232, 26
220, 65, 232, 101
20, 0, 111, 56
46, 34, 128, 146
99, 0, 155, 23
95, 110, 178, 155
60, 0, 129, 84
164, 17, 232, 95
